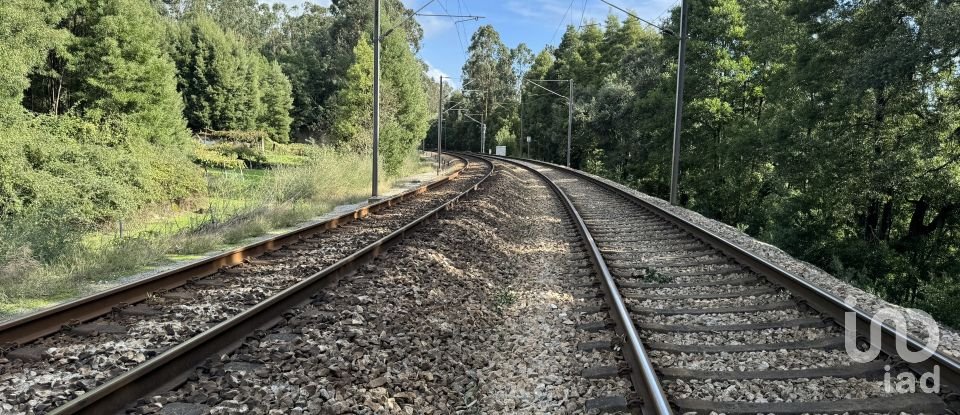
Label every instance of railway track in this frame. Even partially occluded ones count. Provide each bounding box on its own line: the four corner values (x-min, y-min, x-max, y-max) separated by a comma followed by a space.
0, 155, 493, 415
124, 157, 638, 414
5, 153, 959, 414
498, 156, 960, 415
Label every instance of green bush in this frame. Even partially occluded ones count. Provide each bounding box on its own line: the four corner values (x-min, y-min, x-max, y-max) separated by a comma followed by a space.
194, 146, 246, 170
210, 143, 267, 168
0, 113, 204, 262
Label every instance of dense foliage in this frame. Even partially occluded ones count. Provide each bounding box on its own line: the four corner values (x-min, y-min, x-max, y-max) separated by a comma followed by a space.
1, 0, 434, 270
494, 2, 960, 326
329, 12, 431, 174
172, 14, 294, 141
1, 0, 204, 263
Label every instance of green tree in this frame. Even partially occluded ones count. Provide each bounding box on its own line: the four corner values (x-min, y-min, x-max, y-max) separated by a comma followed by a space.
257, 59, 294, 142
456, 25, 519, 152
22, 0, 190, 146
329, 8, 429, 174
329, 37, 374, 153
516, 0, 960, 326
0, 1, 66, 112
172, 14, 293, 139
267, 3, 335, 134
379, 16, 430, 173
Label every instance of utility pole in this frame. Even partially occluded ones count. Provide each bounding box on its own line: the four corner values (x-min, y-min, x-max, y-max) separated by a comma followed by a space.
371, 0, 381, 197
599, 0, 688, 206
437, 75, 443, 174
370, 0, 481, 196
567, 80, 573, 167
481, 124, 487, 154
484, 87, 489, 154
670, 0, 689, 206
519, 92, 525, 156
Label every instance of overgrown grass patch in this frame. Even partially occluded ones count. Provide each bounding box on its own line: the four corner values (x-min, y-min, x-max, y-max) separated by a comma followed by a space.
0, 148, 434, 317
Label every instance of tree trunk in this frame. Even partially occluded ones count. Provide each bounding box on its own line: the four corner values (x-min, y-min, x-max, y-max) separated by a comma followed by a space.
878, 197, 894, 241
902, 197, 956, 244
864, 201, 881, 241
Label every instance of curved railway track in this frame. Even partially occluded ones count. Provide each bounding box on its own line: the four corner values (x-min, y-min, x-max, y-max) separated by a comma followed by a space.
0, 155, 493, 415
498, 156, 960, 415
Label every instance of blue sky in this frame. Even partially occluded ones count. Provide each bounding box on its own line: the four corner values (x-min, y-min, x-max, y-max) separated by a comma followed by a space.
262, 0, 677, 85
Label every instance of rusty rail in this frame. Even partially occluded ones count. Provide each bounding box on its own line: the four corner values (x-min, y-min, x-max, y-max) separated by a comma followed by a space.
47, 156, 493, 414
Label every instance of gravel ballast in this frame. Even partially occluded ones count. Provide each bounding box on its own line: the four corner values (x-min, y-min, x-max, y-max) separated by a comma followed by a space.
131, 160, 631, 414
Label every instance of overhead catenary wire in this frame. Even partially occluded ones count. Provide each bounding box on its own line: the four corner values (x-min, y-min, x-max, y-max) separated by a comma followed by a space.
578, 0, 588, 28
656, 0, 681, 23
456, 0, 477, 55
551, 0, 577, 45
526, 79, 569, 101
437, 0, 468, 61
598, 0, 676, 36
374, 0, 480, 195
382, 0, 437, 38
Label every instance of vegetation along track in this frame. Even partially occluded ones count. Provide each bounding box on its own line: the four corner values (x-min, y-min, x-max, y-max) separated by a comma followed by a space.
498, 157, 960, 415
0, 155, 492, 415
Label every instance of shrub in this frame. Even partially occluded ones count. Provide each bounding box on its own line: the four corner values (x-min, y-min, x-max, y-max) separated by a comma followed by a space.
210, 143, 268, 168
0, 113, 204, 263
194, 146, 246, 170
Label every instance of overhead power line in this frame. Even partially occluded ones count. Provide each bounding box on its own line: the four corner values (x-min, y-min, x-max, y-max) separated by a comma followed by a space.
599, 0, 676, 37
416, 13, 483, 18
579, 0, 588, 28
438, 0, 468, 61
551, 0, 577, 45
382, 0, 438, 38
372, 0, 481, 196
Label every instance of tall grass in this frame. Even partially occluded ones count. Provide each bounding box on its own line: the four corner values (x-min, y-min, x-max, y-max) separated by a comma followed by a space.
0, 147, 431, 315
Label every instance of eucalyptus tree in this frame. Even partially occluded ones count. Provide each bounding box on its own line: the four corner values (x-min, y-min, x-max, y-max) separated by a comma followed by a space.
460, 25, 520, 150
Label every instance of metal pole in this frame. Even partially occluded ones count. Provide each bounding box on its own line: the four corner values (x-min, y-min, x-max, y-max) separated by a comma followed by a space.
670, 0, 689, 206
437, 75, 443, 174
481, 124, 486, 154
520, 90, 524, 156
371, 0, 381, 197
567, 79, 573, 167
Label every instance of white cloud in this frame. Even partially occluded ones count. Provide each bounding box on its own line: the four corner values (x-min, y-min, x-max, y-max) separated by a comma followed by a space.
417, 14, 456, 39
424, 60, 450, 82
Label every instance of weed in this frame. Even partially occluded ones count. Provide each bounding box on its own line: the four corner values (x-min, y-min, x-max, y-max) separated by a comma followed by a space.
493, 289, 517, 314
638, 267, 673, 283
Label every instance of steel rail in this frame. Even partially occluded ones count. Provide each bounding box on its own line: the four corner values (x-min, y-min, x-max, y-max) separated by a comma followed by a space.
512, 157, 960, 401
489, 155, 672, 415
48, 156, 494, 415
0, 154, 468, 346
